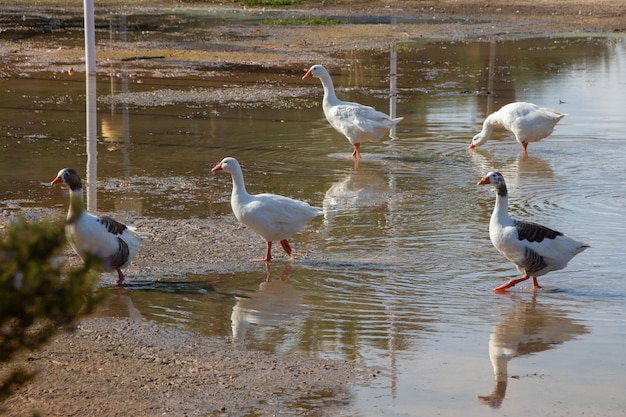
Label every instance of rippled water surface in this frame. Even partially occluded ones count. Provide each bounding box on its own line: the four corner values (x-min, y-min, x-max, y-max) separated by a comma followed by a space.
1, 16, 625, 416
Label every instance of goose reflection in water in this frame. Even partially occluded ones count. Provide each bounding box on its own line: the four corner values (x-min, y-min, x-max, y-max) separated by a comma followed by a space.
470, 149, 555, 190
94, 287, 143, 321
322, 160, 393, 223
231, 263, 306, 345
478, 293, 588, 408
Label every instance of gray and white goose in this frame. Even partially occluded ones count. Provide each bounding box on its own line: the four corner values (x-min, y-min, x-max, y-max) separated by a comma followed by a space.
51, 168, 143, 285
477, 171, 588, 292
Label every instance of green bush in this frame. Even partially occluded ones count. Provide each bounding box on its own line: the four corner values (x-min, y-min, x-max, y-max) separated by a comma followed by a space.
0, 217, 105, 401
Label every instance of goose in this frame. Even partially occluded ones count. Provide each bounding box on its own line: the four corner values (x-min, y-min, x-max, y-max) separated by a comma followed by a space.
302, 64, 403, 159
212, 157, 323, 262
477, 171, 588, 292
51, 168, 143, 285
469, 102, 565, 153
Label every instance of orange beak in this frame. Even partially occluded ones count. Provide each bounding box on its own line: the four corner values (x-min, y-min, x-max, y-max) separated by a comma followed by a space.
211, 163, 223, 173
302, 69, 313, 80
477, 176, 491, 186
51, 175, 63, 185
468, 142, 476, 150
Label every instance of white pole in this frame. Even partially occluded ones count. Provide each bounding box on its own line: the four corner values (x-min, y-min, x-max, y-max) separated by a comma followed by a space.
84, 0, 97, 210
84, 0, 96, 75
86, 74, 98, 212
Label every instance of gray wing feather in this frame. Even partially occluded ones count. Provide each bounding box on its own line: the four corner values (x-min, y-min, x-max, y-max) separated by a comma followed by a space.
99, 216, 128, 235
514, 220, 562, 243
108, 237, 130, 269
522, 246, 548, 274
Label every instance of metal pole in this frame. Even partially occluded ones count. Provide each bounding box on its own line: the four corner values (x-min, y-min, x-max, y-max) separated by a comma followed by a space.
84, 0, 96, 75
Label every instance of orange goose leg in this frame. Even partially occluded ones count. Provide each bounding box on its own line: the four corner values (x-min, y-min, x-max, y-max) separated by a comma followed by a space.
280, 240, 292, 257
493, 274, 530, 293
254, 241, 273, 262
254, 240, 293, 262
351, 143, 361, 159
494, 274, 543, 293
521, 141, 529, 154
115, 268, 125, 286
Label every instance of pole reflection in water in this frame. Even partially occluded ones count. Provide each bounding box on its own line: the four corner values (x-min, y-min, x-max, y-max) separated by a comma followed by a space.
478, 293, 588, 408
487, 40, 496, 115
231, 263, 307, 346
103, 15, 132, 174
102, 72, 131, 154
86, 74, 98, 212
389, 39, 398, 139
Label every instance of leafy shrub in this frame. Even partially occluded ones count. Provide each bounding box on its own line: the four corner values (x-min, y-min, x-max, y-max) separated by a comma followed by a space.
0, 217, 105, 401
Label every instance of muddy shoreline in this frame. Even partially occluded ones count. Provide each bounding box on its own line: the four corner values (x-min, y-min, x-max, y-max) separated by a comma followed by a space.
0, 0, 624, 78
1, 1, 625, 416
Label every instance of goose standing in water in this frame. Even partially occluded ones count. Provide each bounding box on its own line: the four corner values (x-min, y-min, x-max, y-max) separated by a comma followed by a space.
212, 157, 323, 262
477, 171, 588, 292
469, 102, 565, 154
303, 64, 403, 159
51, 168, 143, 285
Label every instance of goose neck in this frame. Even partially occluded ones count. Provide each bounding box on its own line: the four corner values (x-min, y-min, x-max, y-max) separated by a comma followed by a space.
229, 169, 249, 200
67, 188, 85, 224
320, 73, 338, 104
475, 118, 495, 146
492, 189, 510, 223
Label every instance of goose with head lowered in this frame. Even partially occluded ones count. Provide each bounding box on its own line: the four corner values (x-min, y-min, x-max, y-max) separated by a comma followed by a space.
212, 157, 323, 262
302, 64, 403, 159
51, 168, 143, 285
469, 102, 565, 154
477, 171, 588, 293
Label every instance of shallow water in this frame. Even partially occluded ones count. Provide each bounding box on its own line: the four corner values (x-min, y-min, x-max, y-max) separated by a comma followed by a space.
1, 14, 626, 416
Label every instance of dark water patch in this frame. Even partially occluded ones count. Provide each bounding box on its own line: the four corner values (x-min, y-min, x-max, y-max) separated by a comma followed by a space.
115, 279, 219, 295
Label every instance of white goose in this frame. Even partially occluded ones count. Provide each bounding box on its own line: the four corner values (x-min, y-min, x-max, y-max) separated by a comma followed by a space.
51, 168, 143, 285
212, 157, 323, 262
469, 102, 565, 154
477, 171, 588, 292
302, 64, 403, 159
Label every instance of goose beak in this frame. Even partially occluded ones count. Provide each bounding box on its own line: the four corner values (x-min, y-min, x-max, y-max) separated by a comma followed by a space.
477, 176, 491, 186
468, 142, 476, 150
51, 175, 63, 185
211, 163, 223, 173
302, 69, 313, 80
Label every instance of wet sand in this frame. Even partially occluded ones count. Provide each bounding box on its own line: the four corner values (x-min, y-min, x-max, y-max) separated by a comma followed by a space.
1, 1, 624, 415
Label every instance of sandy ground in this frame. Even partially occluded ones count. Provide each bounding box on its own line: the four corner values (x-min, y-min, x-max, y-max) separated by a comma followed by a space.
1, 1, 624, 416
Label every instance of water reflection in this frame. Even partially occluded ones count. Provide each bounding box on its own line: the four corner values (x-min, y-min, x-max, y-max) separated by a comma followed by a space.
388, 40, 399, 138
470, 150, 555, 189
478, 293, 588, 408
101, 73, 131, 150
322, 160, 393, 223
231, 262, 307, 346
95, 287, 144, 321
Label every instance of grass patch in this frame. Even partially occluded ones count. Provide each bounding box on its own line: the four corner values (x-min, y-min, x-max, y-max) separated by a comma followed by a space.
261, 16, 345, 25
230, 0, 304, 6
